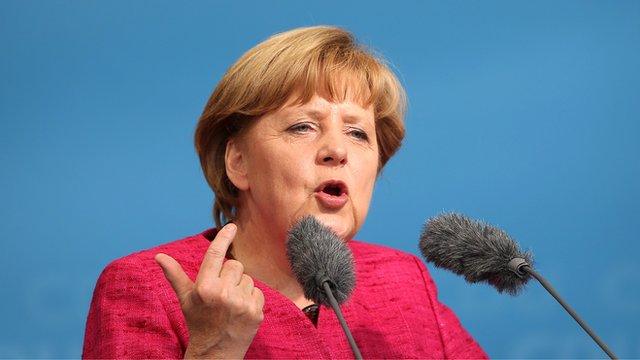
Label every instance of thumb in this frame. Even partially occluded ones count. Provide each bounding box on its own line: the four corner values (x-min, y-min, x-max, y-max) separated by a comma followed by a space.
155, 253, 193, 303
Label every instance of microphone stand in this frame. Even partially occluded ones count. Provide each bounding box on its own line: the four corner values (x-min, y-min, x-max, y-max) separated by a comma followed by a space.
509, 259, 617, 359
318, 276, 363, 360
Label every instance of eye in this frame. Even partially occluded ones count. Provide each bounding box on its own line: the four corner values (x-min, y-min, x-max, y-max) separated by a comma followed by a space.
287, 122, 315, 134
349, 128, 370, 142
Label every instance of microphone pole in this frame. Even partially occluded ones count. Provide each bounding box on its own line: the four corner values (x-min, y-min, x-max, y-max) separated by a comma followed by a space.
509, 259, 617, 359
317, 275, 363, 360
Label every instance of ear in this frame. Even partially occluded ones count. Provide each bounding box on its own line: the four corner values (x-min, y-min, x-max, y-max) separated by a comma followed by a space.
225, 138, 250, 191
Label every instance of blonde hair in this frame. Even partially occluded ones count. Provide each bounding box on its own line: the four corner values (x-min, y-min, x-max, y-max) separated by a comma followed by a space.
194, 25, 407, 227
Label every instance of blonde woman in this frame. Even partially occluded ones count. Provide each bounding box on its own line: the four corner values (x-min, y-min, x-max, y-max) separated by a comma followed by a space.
83, 26, 486, 359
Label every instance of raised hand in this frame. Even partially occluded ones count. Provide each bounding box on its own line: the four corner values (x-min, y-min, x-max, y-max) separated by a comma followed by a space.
155, 223, 264, 359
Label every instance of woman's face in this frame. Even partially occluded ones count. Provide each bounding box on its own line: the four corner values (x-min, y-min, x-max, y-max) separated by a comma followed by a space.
229, 93, 379, 242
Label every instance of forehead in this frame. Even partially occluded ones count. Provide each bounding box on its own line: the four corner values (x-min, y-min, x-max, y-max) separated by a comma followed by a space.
278, 93, 375, 122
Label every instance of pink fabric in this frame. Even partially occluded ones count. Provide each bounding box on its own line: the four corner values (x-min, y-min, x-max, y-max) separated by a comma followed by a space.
83, 229, 488, 359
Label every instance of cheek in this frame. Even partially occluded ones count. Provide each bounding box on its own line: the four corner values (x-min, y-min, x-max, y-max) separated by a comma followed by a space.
249, 144, 313, 196
278, 162, 312, 193
356, 155, 379, 211
355, 176, 375, 217
362, 153, 378, 202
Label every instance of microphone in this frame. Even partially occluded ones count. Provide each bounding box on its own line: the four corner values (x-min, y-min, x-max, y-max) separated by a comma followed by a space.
419, 212, 617, 359
286, 215, 362, 359
419, 212, 533, 295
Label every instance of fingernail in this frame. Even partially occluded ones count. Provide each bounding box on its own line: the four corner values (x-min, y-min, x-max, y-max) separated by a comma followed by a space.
225, 223, 237, 235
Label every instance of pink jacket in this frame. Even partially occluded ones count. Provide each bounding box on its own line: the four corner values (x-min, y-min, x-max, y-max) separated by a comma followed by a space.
83, 228, 487, 359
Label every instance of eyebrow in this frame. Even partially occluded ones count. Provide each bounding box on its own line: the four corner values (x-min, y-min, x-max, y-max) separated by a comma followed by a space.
304, 109, 326, 120
282, 107, 325, 122
284, 104, 373, 130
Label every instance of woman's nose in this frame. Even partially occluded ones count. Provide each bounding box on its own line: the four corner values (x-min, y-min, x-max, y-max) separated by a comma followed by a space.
316, 131, 348, 167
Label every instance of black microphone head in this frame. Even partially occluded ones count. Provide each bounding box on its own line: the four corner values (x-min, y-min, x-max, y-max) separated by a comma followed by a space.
419, 212, 533, 295
286, 215, 356, 305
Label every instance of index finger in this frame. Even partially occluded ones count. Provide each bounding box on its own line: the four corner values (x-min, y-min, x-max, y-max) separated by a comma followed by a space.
197, 223, 237, 282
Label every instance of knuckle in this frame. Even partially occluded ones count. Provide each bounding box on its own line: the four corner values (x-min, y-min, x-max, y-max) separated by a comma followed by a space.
193, 284, 212, 302
235, 306, 250, 317
216, 287, 232, 303
247, 303, 264, 322
241, 274, 254, 287
224, 259, 244, 273
254, 288, 265, 302
205, 247, 225, 259
194, 283, 223, 303
226, 297, 246, 312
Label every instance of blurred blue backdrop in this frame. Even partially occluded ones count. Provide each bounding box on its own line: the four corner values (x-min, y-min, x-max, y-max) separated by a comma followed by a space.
1, 1, 639, 358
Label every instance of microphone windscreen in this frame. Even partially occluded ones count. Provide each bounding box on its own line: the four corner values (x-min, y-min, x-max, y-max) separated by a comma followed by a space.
419, 212, 533, 295
286, 215, 356, 305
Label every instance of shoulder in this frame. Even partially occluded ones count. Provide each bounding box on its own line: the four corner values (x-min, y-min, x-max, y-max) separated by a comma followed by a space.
83, 231, 213, 358
349, 239, 425, 271
348, 240, 434, 289
97, 229, 214, 286
349, 239, 420, 262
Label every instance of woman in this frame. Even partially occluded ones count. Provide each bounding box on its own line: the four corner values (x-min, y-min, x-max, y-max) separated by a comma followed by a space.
83, 26, 487, 359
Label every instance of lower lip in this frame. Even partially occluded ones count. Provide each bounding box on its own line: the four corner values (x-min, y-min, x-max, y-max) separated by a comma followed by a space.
314, 191, 348, 209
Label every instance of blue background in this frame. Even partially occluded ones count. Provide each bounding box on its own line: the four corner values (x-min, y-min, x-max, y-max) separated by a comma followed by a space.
1, 1, 639, 358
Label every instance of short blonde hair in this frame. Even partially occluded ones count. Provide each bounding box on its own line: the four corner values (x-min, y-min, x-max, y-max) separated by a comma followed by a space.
194, 25, 407, 227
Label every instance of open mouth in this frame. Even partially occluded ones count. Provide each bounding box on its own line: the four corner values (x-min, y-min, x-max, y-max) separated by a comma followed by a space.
314, 181, 348, 209
315, 181, 348, 197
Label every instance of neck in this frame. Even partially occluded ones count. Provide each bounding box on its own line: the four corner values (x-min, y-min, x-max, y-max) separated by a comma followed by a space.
230, 206, 315, 310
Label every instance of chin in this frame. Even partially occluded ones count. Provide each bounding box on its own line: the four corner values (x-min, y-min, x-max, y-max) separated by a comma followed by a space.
313, 214, 353, 240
